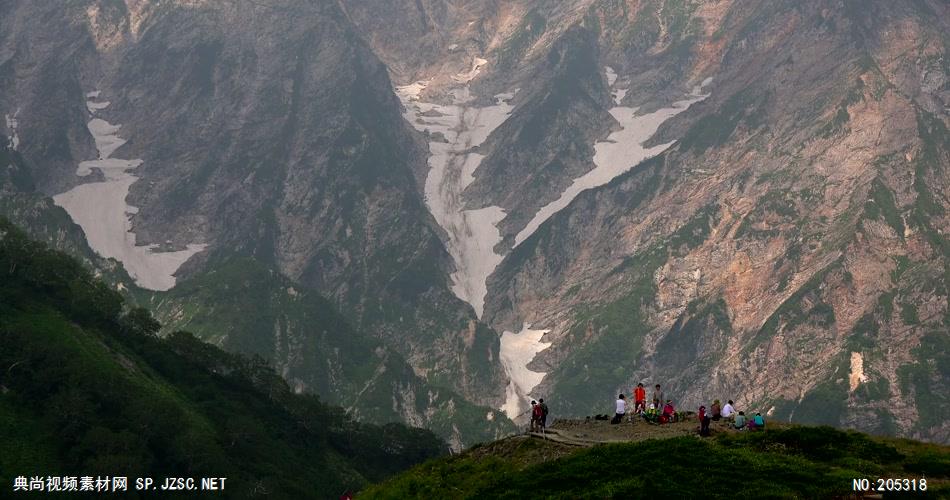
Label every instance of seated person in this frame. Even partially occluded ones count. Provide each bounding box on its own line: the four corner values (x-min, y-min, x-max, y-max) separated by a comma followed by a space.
751, 412, 765, 430
662, 400, 675, 417
721, 400, 736, 420
643, 404, 659, 424
660, 400, 675, 424
733, 411, 747, 430
710, 400, 722, 420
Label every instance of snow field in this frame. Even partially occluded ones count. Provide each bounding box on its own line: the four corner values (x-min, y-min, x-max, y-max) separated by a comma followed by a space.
53, 92, 205, 291
499, 324, 552, 419
514, 70, 713, 246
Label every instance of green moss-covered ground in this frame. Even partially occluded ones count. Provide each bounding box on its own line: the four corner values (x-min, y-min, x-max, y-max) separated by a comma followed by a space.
364, 426, 949, 499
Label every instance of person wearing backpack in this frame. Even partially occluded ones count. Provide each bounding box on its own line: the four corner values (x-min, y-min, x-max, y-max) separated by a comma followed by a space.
530, 401, 543, 432
538, 398, 549, 429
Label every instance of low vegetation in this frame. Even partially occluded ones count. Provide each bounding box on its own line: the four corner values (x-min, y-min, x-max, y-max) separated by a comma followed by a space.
364, 426, 949, 498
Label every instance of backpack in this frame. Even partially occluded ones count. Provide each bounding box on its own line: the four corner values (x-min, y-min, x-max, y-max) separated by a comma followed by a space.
532, 405, 543, 419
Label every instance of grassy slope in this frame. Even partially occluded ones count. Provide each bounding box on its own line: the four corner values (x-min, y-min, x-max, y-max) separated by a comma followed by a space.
0, 218, 447, 497
364, 426, 950, 498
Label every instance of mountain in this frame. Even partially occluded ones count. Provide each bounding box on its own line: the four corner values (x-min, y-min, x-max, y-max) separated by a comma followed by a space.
0, 131, 512, 451
365, 424, 950, 498
2, 0, 948, 447
0, 218, 446, 497
0, 0, 513, 448
341, 0, 949, 442
478, 0, 950, 443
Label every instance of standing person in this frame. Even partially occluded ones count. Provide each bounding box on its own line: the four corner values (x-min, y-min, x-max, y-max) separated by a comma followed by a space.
538, 398, 549, 430
529, 400, 540, 432
710, 400, 722, 421
722, 400, 735, 420
612, 394, 627, 424
652, 384, 664, 410
698, 405, 711, 436
634, 383, 647, 414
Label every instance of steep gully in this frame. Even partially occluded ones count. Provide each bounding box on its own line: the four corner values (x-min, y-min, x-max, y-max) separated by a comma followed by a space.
398, 63, 712, 419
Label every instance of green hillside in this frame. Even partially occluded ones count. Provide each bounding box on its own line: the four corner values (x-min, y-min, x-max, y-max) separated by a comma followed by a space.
0, 218, 447, 497
148, 256, 517, 448
364, 425, 950, 498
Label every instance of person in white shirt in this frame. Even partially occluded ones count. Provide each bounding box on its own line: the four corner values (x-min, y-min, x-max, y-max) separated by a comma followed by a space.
722, 400, 736, 420
611, 394, 626, 424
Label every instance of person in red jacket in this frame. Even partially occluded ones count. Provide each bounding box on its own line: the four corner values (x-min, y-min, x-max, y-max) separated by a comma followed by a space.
633, 383, 647, 414
698, 405, 711, 436
531, 401, 544, 432
661, 400, 675, 424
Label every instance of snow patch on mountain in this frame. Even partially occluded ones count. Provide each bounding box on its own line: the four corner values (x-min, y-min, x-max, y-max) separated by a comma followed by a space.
500, 324, 551, 419
514, 70, 712, 246
395, 63, 515, 318
87, 100, 111, 114
86, 118, 128, 160
53, 92, 205, 291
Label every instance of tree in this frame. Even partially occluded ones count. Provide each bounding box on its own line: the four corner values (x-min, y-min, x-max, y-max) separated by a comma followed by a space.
120, 307, 161, 337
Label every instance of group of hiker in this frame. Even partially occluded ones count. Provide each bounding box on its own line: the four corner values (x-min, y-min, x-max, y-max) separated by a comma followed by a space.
526, 384, 768, 437
611, 383, 767, 436
697, 399, 766, 436
529, 398, 550, 432
613, 383, 679, 424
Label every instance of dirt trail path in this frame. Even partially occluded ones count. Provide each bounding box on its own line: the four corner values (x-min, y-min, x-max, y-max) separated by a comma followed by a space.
527, 417, 763, 446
